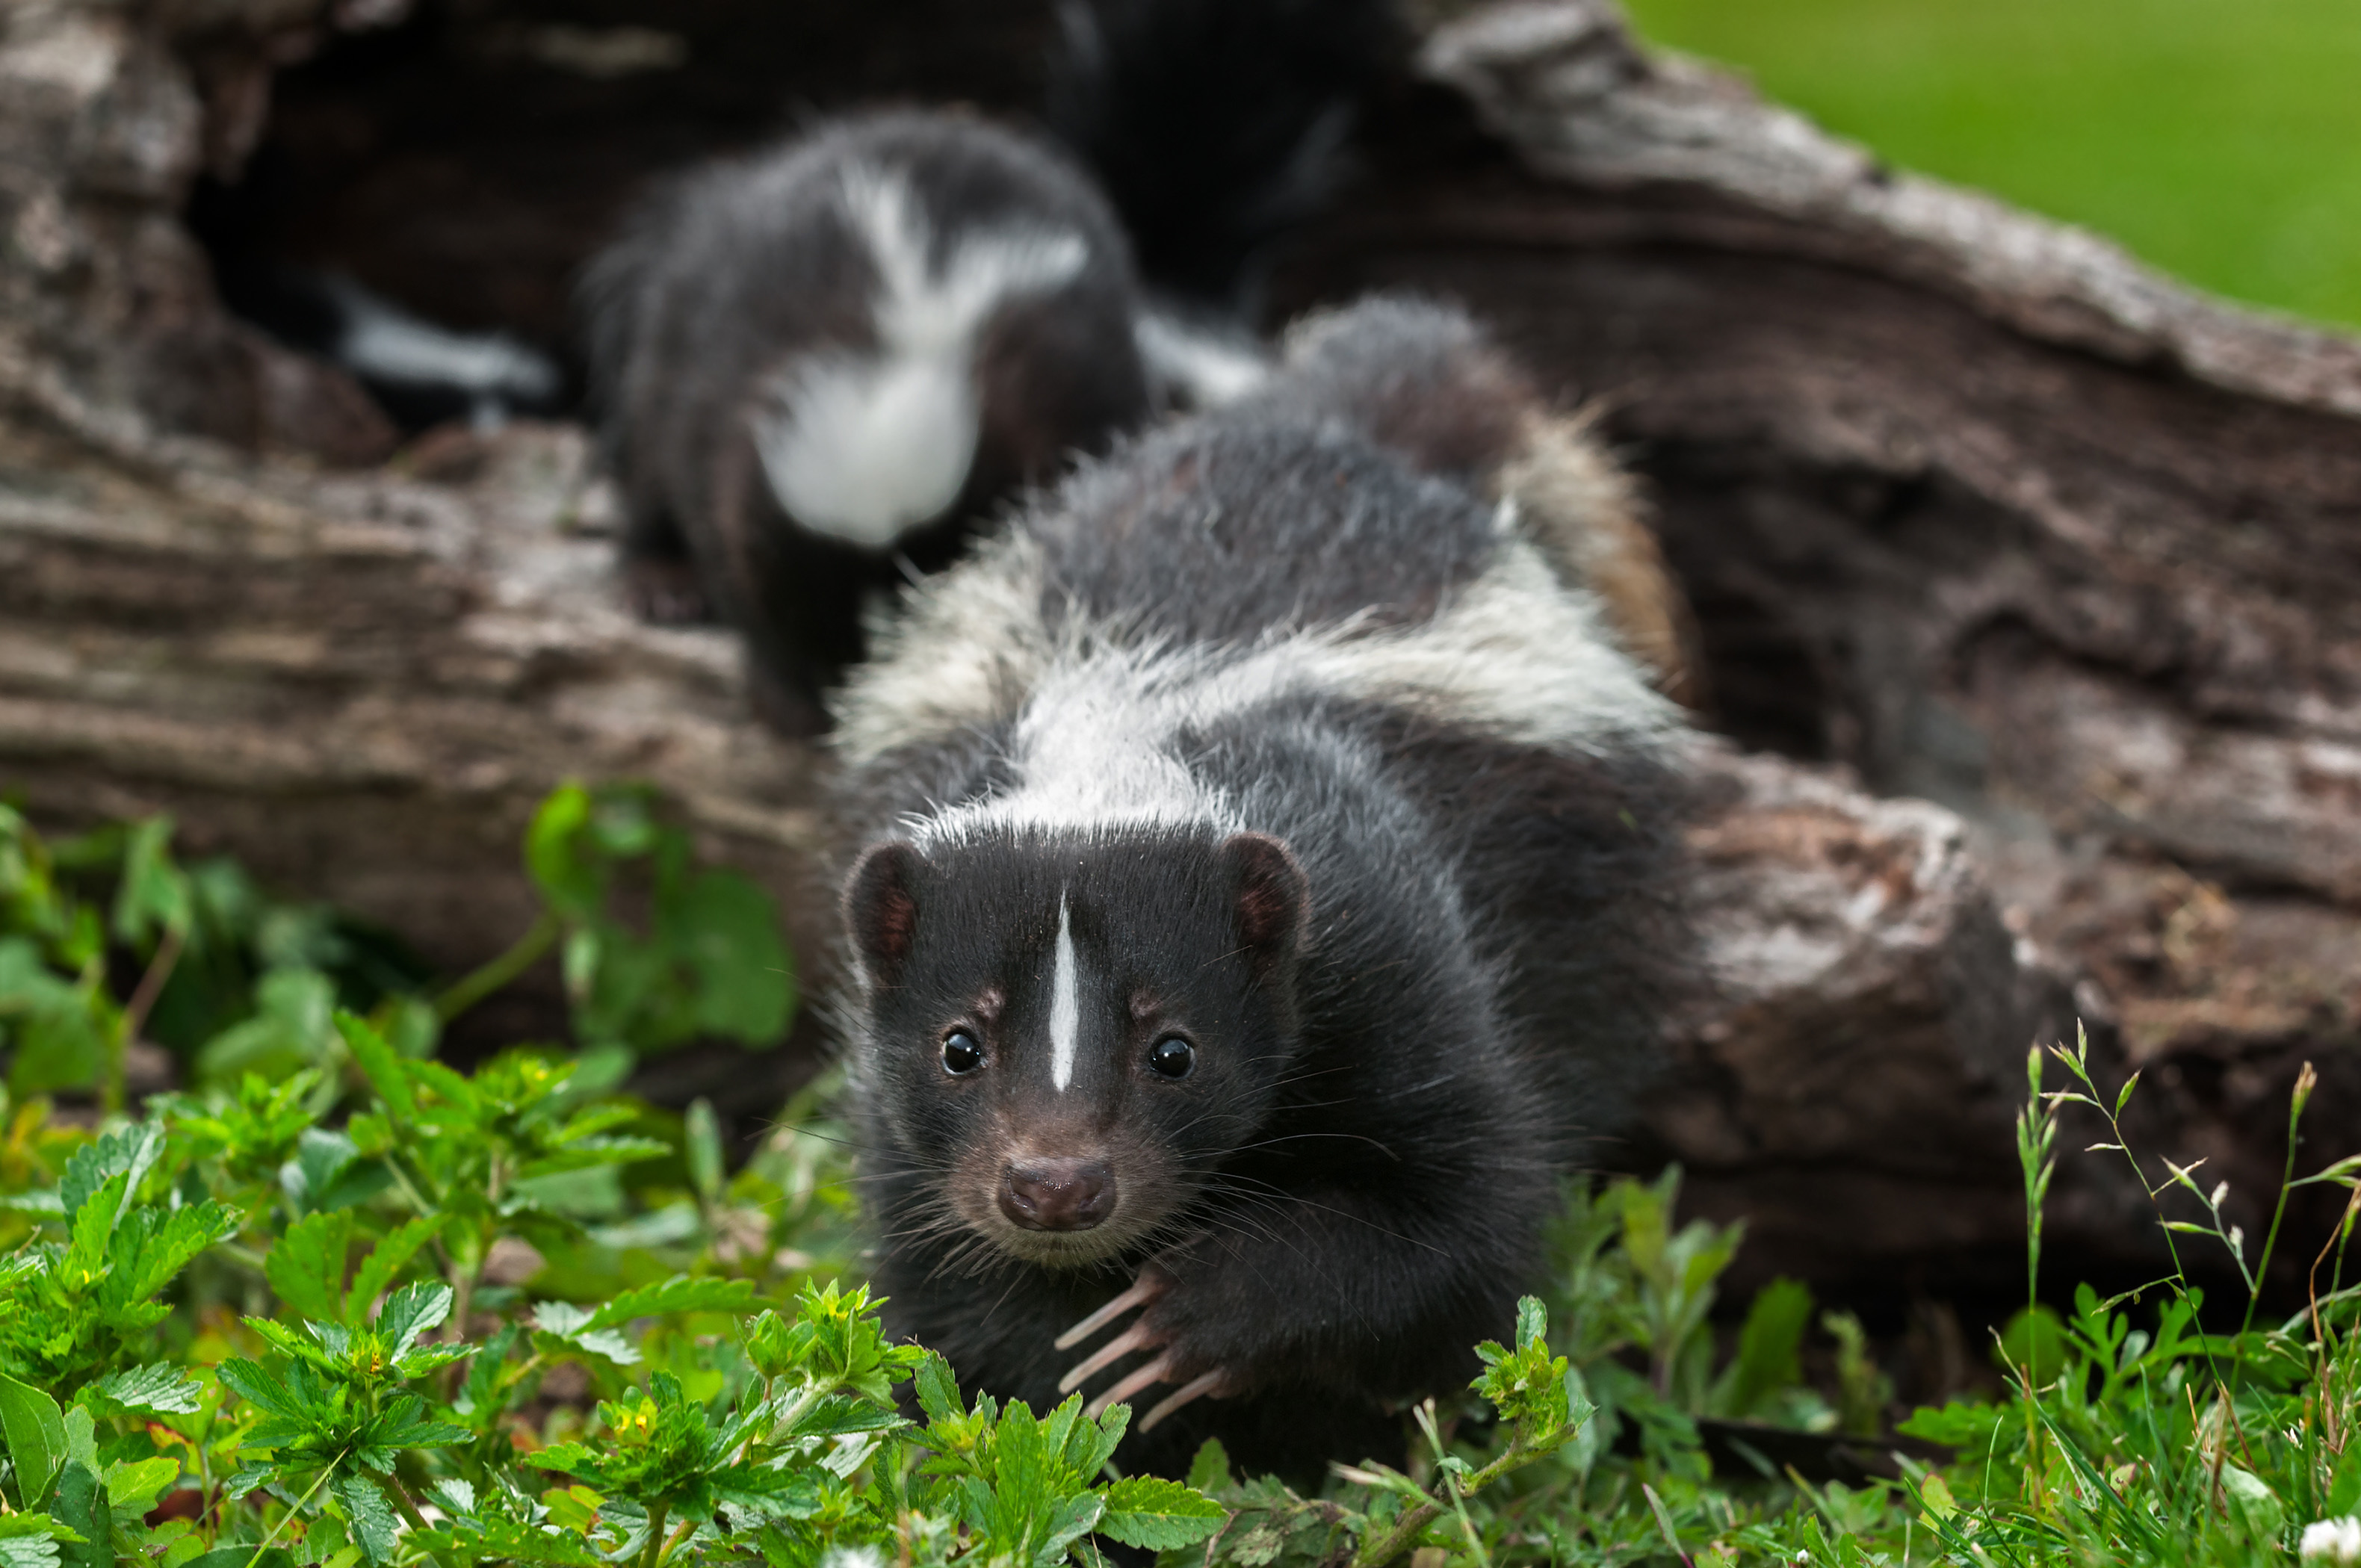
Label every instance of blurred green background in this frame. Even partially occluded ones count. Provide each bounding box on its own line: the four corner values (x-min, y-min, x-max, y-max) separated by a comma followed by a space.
1618, 0, 2361, 330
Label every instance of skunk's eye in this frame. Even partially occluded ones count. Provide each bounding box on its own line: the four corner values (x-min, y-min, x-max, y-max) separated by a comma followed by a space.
1147, 1036, 1195, 1079
941, 1030, 985, 1076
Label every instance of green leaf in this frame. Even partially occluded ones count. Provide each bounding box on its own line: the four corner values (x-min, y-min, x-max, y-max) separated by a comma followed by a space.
580, 1275, 757, 1333
334, 1011, 415, 1125
669, 872, 795, 1046
530, 1303, 637, 1366
58, 1411, 90, 1478
0, 1532, 63, 1568
112, 817, 191, 947
288, 1129, 388, 1215
2327, 1437, 2361, 1516
264, 1210, 353, 1324
1041, 1492, 1105, 1565
1055, 1398, 1125, 1483
684, 1099, 723, 1205
59, 1125, 161, 1228
411, 1523, 602, 1567
331, 1476, 400, 1566
1097, 1477, 1225, 1552
197, 970, 336, 1085
914, 1353, 963, 1426
375, 1281, 453, 1358
1996, 1305, 2067, 1386
343, 1217, 443, 1327
130, 1201, 239, 1299
48, 1463, 103, 1568
1515, 1295, 1547, 1349
1184, 1438, 1233, 1496
73, 1366, 202, 1419
98, 1457, 178, 1518
214, 1360, 310, 1443
525, 787, 601, 918
179, 1549, 297, 1568
2, 973, 108, 1098
1711, 1276, 1813, 1419
0, 1375, 66, 1507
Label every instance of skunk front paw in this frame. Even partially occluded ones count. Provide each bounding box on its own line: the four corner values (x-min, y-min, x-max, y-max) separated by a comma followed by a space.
1053, 1265, 1231, 1430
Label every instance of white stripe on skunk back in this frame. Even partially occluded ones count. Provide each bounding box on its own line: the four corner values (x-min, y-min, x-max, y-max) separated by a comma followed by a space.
750, 164, 1093, 550
837, 498, 1680, 844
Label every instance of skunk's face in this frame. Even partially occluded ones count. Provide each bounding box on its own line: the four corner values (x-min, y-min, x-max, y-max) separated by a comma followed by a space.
845, 828, 1307, 1268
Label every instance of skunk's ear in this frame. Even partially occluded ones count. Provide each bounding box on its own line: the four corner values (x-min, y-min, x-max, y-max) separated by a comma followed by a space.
1220, 831, 1308, 976
844, 840, 923, 985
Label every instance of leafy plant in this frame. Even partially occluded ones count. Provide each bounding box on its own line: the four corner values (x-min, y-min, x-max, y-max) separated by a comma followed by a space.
0, 787, 796, 1115
448, 784, 796, 1059
2, 795, 2359, 1568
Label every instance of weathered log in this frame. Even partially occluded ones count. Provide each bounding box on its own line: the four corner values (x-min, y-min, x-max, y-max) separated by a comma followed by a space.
3, 0, 2355, 1305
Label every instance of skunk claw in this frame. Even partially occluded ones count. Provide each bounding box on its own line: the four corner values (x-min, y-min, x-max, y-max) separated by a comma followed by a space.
1054, 1273, 1166, 1351
1086, 1351, 1176, 1418
1058, 1318, 1163, 1394
1139, 1369, 1228, 1431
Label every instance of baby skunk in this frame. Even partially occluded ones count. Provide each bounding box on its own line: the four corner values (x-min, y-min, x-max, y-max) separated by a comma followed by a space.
215, 264, 566, 433
581, 111, 1154, 731
832, 298, 1695, 1480
582, 0, 1402, 732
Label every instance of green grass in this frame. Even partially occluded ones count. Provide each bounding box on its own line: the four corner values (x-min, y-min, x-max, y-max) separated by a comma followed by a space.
1618, 0, 2361, 329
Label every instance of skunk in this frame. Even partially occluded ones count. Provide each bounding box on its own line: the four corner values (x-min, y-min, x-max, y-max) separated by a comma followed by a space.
216, 264, 566, 433
581, 111, 1154, 730
832, 299, 1695, 1480
581, 1, 1401, 731
1046, 0, 1405, 408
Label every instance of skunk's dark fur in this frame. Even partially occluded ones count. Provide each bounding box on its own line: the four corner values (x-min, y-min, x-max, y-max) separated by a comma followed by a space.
832, 299, 1695, 1481
1046, 0, 1405, 308
582, 111, 1151, 731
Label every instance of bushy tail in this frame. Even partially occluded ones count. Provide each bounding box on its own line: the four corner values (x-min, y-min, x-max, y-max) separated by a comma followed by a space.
1044, 0, 1404, 309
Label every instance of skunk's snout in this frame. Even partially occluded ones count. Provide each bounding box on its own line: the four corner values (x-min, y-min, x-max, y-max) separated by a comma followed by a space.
1000, 1157, 1115, 1231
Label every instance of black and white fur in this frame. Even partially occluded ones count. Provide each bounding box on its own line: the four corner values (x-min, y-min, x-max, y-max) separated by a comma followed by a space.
219, 264, 565, 433
582, 111, 1155, 730
832, 300, 1693, 1481
581, 3, 1402, 730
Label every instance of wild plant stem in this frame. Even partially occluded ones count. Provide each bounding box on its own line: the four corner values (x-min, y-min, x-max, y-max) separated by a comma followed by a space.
386, 1479, 460, 1568
106, 923, 184, 1115
246, 1454, 344, 1568
2239, 1064, 2313, 1345
435, 910, 560, 1023
637, 1502, 672, 1568
1352, 1427, 1556, 1568
2016, 1047, 2055, 1509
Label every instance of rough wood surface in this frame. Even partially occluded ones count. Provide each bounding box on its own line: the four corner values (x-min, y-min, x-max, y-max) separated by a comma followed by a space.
3, 0, 2356, 1304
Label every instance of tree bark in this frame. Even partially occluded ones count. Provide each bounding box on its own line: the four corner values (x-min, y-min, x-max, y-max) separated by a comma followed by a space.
2, 0, 2355, 1307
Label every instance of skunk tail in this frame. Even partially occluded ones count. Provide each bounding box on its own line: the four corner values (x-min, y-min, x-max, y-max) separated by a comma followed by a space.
1044, 0, 1404, 311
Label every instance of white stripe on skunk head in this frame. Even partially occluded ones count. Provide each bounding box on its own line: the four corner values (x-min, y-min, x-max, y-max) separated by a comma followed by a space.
1049, 892, 1080, 1091
749, 164, 1092, 551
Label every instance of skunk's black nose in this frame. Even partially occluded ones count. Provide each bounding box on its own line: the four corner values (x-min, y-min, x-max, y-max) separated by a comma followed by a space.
1000, 1159, 1114, 1230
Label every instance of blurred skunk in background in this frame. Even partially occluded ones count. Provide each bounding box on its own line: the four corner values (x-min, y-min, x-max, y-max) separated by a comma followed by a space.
581, 111, 1154, 732
214, 263, 566, 435
580, 0, 1405, 731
